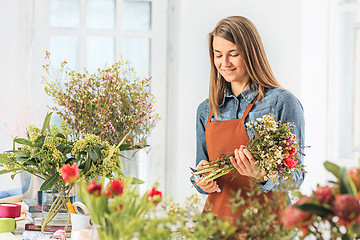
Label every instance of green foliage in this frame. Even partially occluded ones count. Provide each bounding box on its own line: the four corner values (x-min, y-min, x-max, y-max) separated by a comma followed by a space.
42, 52, 160, 148
0, 113, 127, 191
228, 182, 291, 239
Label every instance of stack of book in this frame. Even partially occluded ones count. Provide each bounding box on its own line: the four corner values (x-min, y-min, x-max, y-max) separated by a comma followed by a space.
22, 198, 72, 232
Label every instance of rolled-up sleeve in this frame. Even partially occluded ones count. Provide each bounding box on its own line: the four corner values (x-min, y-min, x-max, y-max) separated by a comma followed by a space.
259, 89, 305, 192
190, 101, 210, 195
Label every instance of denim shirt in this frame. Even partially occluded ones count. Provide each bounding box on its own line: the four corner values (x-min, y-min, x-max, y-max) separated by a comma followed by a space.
191, 86, 305, 195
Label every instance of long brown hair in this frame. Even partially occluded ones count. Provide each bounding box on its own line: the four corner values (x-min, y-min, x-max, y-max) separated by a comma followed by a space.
208, 16, 282, 116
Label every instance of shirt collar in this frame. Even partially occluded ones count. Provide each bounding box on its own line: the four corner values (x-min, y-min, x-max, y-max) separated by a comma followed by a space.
219, 84, 259, 107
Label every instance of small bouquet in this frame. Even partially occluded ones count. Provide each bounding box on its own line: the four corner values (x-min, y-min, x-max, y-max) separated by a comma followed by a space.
192, 114, 305, 185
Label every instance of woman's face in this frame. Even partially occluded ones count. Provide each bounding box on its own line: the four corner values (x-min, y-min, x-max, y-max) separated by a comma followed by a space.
213, 36, 249, 89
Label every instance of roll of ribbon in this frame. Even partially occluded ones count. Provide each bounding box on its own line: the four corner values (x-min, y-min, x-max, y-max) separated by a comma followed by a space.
0, 217, 16, 232
71, 229, 92, 240
72, 202, 89, 215
0, 203, 21, 218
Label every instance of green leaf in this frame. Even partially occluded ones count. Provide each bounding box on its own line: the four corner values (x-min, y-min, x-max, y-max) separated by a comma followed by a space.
40, 174, 59, 191
13, 138, 33, 146
339, 168, 353, 194
57, 143, 65, 152
0, 169, 13, 174
129, 177, 144, 184
41, 112, 53, 134
32, 141, 44, 148
55, 132, 66, 139
0, 154, 11, 164
87, 147, 98, 162
63, 146, 73, 155
295, 202, 333, 217
324, 161, 341, 179
93, 145, 102, 157
119, 144, 131, 151
107, 130, 132, 161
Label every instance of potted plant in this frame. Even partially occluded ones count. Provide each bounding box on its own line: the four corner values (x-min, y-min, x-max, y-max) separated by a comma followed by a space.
42, 52, 160, 148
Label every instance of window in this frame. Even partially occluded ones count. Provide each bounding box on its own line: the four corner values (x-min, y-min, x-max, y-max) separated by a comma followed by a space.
49, 0, 152, 77
327, 0, 360, 162
47, 0, 167, 193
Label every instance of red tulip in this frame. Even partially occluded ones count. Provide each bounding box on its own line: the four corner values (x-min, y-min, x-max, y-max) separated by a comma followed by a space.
60, 162, 80, 183
146, 187, 162, 205
105, 188, 112, 198
105, 180, 124, 198
87, 180, 102, 197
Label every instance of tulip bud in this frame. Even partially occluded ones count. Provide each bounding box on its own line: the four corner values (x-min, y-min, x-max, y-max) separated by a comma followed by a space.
87, 180, 102, 197
146, 187, 162, 205
105, 180, 124, 198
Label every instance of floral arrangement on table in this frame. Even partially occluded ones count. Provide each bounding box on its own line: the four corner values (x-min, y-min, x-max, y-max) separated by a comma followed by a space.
282, 161, 360, 239
193, 114, 305, 185
60, 163, 236, 240
0, 112, 132, 231
42, 52, 160, 148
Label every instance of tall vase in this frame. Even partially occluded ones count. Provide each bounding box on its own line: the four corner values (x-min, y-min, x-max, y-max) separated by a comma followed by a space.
41, 189, 75, 231
121, 147, 150, 194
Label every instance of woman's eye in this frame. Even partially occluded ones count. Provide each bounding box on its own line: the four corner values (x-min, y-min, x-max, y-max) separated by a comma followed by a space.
215, 55, 222, 58
230, 54, 239, 57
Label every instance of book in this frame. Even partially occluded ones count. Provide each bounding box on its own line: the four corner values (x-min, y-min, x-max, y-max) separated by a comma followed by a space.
25, 211, 72, 226
25, 223, 72, 232
23, 199, 42, 213
25, 211, 42, 219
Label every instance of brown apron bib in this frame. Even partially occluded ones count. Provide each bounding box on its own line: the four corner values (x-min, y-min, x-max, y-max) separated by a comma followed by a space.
203, 99, 273, 222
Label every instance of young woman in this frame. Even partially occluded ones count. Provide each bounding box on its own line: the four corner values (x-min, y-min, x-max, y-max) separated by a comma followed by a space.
190, 16, 305, 221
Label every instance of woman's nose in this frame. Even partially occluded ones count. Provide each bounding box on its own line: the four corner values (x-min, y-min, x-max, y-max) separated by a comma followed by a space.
222, 56, 231, 67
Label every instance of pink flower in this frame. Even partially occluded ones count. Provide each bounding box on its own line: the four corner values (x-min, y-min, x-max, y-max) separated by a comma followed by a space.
333, 194, 360, 226
282, 197, 313, 236
315, 186, 335, 205
60, 162, 80, 184
283, 156, 297, 169
146, 187, 162, 205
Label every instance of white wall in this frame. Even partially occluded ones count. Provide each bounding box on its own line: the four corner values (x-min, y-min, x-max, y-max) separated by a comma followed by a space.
166, 0, 304, 202
0, 0, 49, 191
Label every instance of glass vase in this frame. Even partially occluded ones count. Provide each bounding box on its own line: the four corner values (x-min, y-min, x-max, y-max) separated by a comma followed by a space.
41, 189, 75, 231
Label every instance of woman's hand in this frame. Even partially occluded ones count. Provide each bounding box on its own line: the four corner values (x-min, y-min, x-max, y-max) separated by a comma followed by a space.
194, 160, 219, 193
230, 145, 265, 180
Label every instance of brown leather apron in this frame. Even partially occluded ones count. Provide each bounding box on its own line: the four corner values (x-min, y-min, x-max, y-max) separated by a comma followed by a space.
203, 99, 273, 223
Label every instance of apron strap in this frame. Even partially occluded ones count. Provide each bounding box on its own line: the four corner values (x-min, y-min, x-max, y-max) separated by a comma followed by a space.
241, 98, 256, 121
207, 98, 257, 125
206, 112, 214, 125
